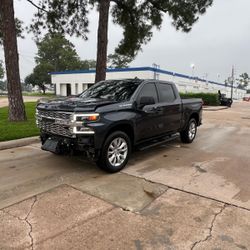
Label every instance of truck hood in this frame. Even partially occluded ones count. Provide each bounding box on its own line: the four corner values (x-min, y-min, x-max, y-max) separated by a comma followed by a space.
37, 96, 117, 112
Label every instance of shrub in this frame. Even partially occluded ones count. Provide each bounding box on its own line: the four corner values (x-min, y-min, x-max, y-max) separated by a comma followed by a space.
180, 92, 220, 106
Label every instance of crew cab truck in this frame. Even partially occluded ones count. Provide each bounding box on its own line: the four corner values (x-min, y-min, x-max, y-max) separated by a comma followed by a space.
36, 79, 202, 172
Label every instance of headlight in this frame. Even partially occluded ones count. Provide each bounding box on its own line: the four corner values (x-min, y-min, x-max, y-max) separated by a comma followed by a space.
71, 113, 99, 134
73, 114, 99, 122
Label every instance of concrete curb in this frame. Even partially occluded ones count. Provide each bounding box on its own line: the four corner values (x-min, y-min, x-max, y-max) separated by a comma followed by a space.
0, 136, 40, 151
203, 106, 229, 111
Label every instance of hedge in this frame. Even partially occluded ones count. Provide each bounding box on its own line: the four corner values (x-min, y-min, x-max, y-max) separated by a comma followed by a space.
180, 92, 220, 106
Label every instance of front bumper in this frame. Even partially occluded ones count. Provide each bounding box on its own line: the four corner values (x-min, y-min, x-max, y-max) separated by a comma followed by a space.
40, 133, 95, 150
40, 132, 100, 160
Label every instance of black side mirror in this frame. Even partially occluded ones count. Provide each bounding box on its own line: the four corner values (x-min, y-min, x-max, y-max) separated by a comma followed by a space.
139, 96, 155, 108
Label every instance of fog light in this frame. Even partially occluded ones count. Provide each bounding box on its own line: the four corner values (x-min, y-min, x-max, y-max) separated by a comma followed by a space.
77, 127, 93, 132
73, 126, 95, 134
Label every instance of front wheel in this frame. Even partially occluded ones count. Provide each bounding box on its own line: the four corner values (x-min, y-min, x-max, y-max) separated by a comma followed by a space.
96, 131, 131, 173
180, 118, 197, 143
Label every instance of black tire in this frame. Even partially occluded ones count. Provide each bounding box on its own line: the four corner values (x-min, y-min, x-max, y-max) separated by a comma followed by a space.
180, 118, 197, 144
227, 99, 233, 107
96, 131, 131, 173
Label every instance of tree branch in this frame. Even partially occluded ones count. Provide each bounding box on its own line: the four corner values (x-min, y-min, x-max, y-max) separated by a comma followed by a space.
26, 0, 48, 13
146, 0, 167, 13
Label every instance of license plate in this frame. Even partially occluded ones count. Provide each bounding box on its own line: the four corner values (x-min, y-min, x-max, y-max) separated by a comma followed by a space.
41, 139, 60, 153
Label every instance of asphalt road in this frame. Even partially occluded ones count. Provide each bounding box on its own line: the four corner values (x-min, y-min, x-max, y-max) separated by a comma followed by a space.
0, 102, 249, 249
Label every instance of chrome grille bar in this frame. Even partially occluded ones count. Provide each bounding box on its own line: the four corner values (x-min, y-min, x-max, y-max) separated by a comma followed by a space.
36, 110, 74, 137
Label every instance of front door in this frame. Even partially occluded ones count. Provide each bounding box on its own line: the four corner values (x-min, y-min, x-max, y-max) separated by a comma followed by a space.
135, 82, 162, 142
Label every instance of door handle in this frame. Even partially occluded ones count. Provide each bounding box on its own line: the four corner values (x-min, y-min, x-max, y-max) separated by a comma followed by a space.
154, 106, 163, 112
144, 107, 155, 113
144, 106, 163, 113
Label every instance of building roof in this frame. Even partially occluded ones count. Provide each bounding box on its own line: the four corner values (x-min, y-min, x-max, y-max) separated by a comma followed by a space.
50, 66, 233, 88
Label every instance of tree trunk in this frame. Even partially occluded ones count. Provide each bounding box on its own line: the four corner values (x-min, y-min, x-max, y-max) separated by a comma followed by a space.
0, 0, 26, 121
42, 84, 46, 94
95, 0, 110, 83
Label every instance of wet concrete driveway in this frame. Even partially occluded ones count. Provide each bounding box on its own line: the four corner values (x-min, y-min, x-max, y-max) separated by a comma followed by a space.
0, 102, 250, 249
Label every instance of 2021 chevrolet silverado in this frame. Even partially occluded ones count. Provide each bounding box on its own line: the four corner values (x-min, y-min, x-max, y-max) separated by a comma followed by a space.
36, 79, 202, 172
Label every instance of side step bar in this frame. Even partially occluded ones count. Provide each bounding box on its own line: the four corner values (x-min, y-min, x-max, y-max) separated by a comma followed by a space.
138, 133, 179, 151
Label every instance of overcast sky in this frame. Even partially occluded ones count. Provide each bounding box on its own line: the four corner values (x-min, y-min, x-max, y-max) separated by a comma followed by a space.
1, 0, 250, 82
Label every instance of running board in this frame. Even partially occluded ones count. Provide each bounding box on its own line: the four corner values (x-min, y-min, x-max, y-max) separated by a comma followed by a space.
138, 133, 179, 151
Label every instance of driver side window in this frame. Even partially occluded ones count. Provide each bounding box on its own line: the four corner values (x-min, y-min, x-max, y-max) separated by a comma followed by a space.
137, 83, 158, 103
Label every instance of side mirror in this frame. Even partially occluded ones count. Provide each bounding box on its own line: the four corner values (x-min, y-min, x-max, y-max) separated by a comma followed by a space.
139, 96, 155, 108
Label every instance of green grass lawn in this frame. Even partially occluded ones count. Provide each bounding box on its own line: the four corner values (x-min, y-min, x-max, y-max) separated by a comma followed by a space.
0, 102, 39, 142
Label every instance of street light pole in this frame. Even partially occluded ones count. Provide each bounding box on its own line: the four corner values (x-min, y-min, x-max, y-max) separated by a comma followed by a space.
190, 63, 195, 85
231, 66, 234, 100
217, 74, 221, 83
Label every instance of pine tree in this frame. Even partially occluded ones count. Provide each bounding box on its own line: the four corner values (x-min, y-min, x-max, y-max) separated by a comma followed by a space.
0, 0, 26, 121
29, 0, 213, 82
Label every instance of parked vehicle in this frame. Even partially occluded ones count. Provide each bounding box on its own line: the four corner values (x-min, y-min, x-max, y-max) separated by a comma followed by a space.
218, 90, 233, 107
243, 97, 250, 102
36, 79, 203, 172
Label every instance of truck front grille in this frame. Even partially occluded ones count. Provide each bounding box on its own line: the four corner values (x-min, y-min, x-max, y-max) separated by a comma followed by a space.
37, 110, 72, 120
38, 120, 73, 137
37, 110, 74, 138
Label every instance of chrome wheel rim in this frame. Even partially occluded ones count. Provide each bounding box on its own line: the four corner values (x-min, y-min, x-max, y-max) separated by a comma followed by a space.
108, 137, 128, 167
188, 121, 196, 140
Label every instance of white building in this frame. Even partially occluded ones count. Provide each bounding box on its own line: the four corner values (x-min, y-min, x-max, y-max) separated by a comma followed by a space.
51, 66, 246, 99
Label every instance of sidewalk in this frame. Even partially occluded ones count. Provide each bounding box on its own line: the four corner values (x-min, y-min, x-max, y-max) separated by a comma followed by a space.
0, 184, 249, 249
0, 96, 42, 108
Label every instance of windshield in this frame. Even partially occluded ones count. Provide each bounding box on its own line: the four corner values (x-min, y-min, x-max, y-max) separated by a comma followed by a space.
80, 79, 142, 102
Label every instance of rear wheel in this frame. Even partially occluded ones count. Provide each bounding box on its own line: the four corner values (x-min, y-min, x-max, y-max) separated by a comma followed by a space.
96, 131, 131, 173
227, 99, 233, 107
180, 118, 197, 143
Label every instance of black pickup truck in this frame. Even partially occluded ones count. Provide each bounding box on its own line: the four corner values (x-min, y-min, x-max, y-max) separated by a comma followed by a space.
36, 79, 202, 172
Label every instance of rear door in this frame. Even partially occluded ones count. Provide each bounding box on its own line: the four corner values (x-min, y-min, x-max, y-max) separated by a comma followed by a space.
156, 82, 182, 133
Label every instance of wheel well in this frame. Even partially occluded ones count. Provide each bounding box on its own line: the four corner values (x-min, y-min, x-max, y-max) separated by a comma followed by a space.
190, 113, 199, 124
106, 124, 134, 145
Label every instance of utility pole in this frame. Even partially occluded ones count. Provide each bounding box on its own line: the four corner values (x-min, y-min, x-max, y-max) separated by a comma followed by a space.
230, 66, 234, 100
152, 63, 160, 80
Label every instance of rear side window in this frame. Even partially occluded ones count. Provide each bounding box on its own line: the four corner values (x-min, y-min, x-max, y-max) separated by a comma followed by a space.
158, 83, 176, 103
138, 83, 158, 103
